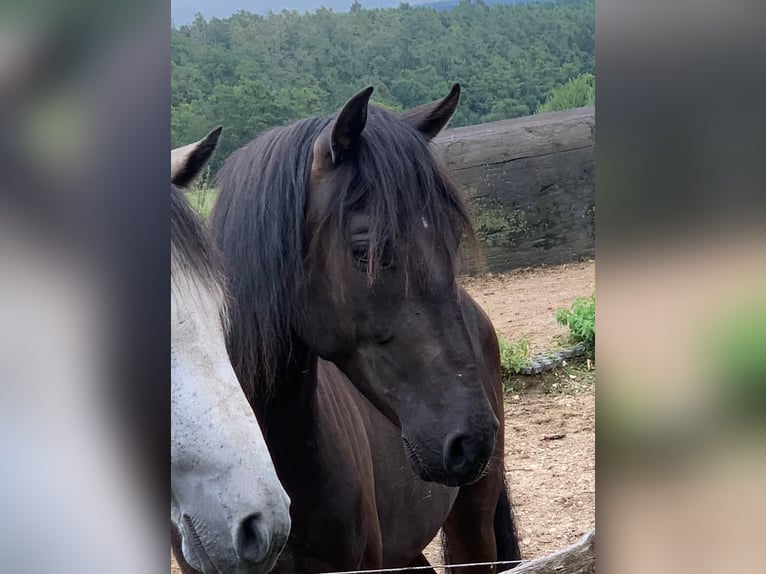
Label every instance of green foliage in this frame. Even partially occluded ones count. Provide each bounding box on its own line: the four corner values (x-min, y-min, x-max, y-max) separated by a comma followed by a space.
706, 296, 766, 419
171, 0, 594, 173
186, 187, 217, 219
497, 333, 531, 391
555, 293, 595, 355
537, 72, 595, 113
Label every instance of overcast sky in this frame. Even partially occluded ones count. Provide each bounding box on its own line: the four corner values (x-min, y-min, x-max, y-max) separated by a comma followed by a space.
171, 0, 412, 25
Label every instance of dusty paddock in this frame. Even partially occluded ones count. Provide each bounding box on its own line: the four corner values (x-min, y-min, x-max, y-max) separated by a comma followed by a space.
172, 260, 595, 571
462, 259, 595, 356
419, 367, 595, 564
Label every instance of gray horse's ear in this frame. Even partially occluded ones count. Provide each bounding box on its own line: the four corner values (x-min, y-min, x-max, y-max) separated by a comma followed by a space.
330, 86, 374, 165
171, 126, 222, 187
401, 83, 460, 140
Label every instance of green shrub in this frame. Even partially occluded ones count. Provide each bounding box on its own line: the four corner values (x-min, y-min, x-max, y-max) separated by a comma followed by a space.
537, 73, 595, 113
186, 187, 218, 219
556, 293, 595, 356
497, 333, 531, 391
705, 296, 766, 419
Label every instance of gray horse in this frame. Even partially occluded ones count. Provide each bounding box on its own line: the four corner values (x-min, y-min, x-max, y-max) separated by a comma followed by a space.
171, 128, 290, 574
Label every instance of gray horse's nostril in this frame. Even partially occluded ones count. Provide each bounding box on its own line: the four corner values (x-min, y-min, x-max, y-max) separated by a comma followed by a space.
235, 513, 268, 563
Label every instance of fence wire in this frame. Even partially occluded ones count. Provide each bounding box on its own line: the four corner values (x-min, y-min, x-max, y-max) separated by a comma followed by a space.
314, 558, 528, 574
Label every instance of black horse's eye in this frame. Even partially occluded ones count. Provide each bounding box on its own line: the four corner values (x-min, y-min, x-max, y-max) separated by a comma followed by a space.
351, 240, 394, 270
351, 241, 369, 263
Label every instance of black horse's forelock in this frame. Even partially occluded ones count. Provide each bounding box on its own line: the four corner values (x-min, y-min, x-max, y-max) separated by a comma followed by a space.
210, 106, 475, 403
313, 106, 475, 285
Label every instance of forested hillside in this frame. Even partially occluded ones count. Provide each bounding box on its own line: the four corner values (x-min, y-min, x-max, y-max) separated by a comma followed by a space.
171, 0, 594, 170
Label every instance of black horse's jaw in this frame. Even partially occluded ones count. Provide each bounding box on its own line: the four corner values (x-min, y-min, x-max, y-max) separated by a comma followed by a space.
402, 435, 436, 482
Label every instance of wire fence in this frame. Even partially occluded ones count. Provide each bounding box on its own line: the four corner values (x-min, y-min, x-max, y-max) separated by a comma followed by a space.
314, 558, 528, 574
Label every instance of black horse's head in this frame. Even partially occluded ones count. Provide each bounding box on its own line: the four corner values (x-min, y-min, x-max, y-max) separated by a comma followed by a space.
302, 85, 499, 486
214, 85, 497, 487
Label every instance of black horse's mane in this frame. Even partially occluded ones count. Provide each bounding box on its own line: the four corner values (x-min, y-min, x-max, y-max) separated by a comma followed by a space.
210, 105, 474, 402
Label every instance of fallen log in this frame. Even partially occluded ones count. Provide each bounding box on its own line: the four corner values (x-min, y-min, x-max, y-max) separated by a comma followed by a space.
510, 528, 594, 574
434, 107, 595, 273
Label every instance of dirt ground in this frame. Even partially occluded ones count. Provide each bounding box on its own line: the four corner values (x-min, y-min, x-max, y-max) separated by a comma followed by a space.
420, 369, 595, 566
171, 260, 595, 572
462, 260, 595, 356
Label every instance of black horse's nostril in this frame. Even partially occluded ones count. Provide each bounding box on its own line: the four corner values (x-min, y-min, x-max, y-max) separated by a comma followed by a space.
443, 426, 496, 485
235, 513, 268, 564
444, 432, 477, 474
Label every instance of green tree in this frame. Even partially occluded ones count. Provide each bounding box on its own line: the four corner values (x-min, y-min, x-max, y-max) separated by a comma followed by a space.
171, 0, 595, 175
537, 72, 595, 113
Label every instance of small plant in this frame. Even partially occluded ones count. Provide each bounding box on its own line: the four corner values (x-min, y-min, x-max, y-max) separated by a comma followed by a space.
556, 293, 595, 356
186, 187, 218, 219
497, 333, 531, 391
705, 295, 766, 420
194, 164, 213, 191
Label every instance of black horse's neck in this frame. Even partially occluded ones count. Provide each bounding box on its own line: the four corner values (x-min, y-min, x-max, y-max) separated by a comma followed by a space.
260, 337, 321, 476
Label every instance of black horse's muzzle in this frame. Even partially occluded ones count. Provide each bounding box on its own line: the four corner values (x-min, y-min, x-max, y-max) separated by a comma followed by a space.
402, 415, 498, 487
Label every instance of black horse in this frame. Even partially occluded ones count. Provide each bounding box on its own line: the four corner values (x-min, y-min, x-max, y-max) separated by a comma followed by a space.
206, 85, 521, 574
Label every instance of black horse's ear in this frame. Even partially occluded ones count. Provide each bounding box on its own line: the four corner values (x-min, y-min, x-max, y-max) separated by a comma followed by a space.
330, 86, 374, 165
171, 126, 223, 187
401, 83, 460, 140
